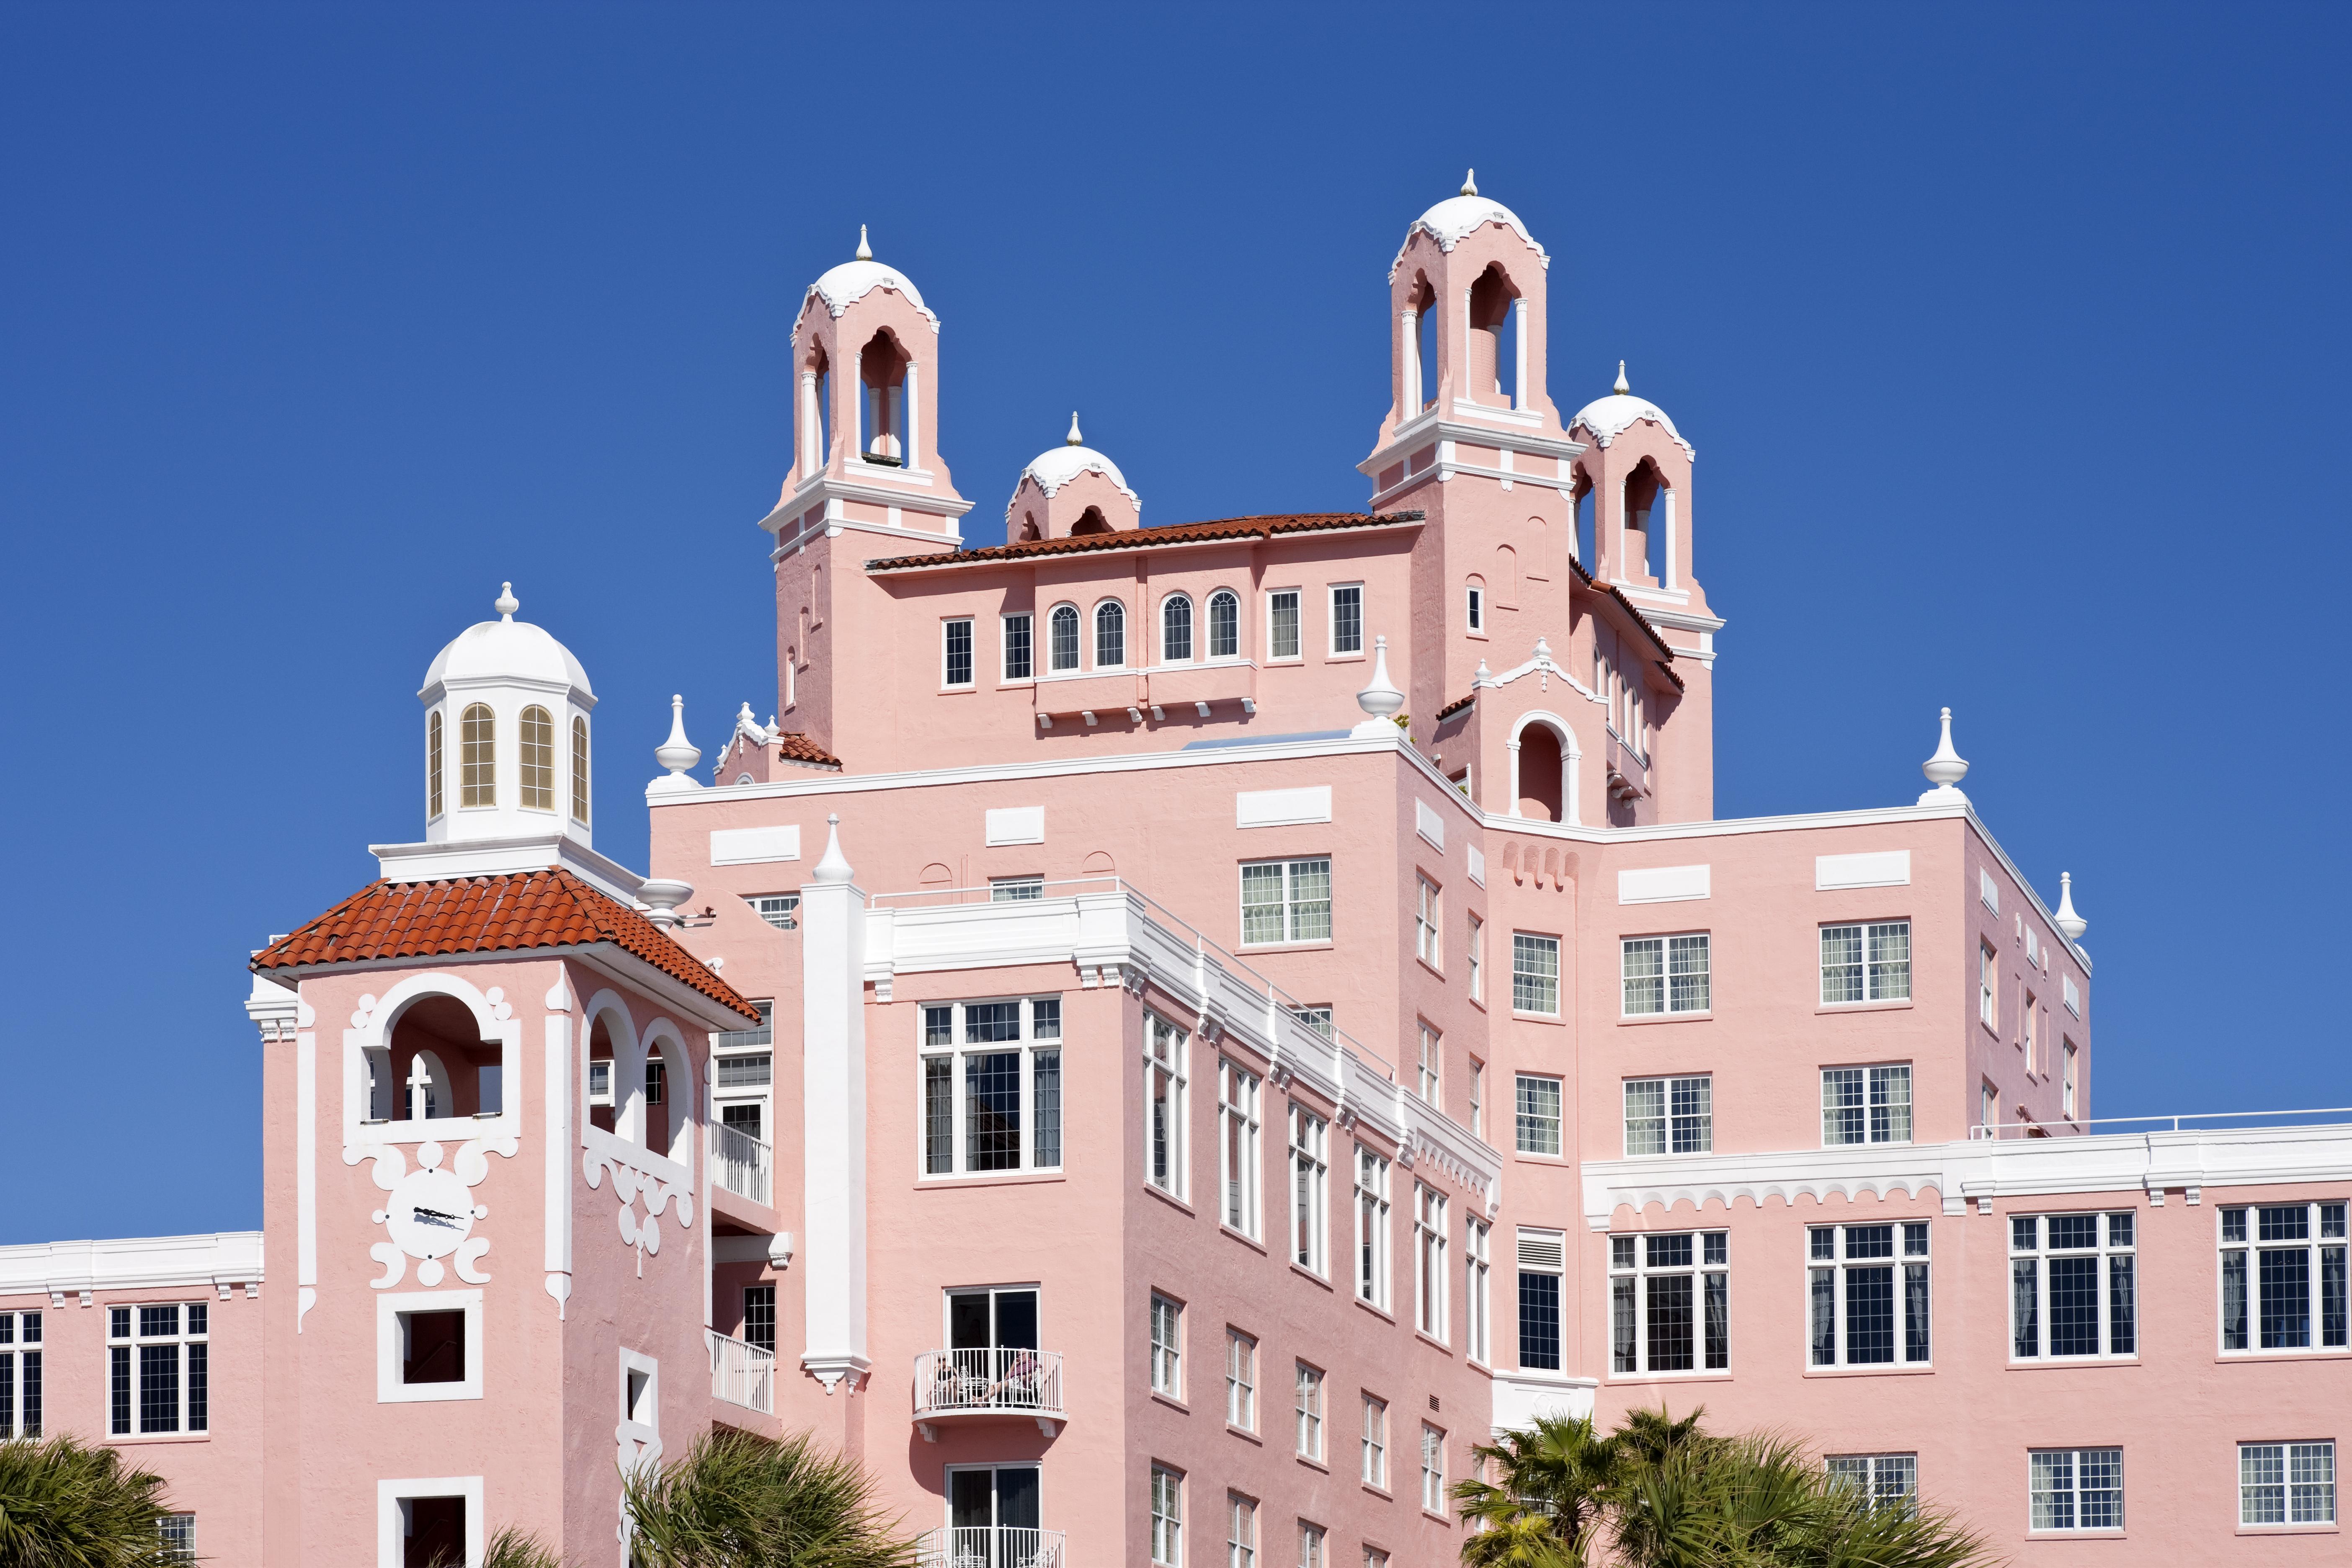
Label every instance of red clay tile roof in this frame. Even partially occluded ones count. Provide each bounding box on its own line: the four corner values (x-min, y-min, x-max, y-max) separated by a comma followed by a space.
1565, 554, 1684, 689
1434, 694, 1477, 722
251, 868, 757, 1019
864, 511, 1424, 573
773, 731, 841, 769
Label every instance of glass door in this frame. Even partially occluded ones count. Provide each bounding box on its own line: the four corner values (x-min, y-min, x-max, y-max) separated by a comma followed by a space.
945, 1288, 1039, 1407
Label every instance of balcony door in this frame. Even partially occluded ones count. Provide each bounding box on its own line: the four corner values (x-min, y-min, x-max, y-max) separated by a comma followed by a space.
948, 1465, 1040, 1564
945, 1287, 1039, 1407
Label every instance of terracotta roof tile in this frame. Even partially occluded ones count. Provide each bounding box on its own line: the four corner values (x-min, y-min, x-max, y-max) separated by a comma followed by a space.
1434, 693, 1477, 722
773, 732, 841, 769
864, 511, 1424, 573
251, 868, 757, 1019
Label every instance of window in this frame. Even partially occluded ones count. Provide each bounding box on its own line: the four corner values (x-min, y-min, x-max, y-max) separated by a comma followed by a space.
1241, 858, 1332, 945
1467, 1058, 1484, 1137
2064, 973, 2081, 1017
1625, 1076, 1712, 1156
1980, 941, 1997, 1027
1514, 1075, 1562, 1156
943, 618, 975, 687
1049, 604, 1081, 671
1465, 1219, 1491, 1364
2241, 1442, 2336, 1527
518, 704, 554, 810
990, 876, 1044, 902
0, 1312, 40, 1438
1296, 1522, 1324, 1568
946, 1467, 1040, 1565
1821, 1065, 1912, 1146
459, 701, 495, 807
1294, 1362, 1324, 1460
1268, 590, 1301, 660
1354, 1147, 1391, 1310
2023, 991, 2038, 1070
1150, 1295, 1184, 1398
645, 1056, 666, 1111
1414, 877, 1441, 969
1979, 1079, 1997, 1135
2220, 1202, 2347, 1352
108, 1303, 206, 1435
1329, 584, 1363, 655
1420, 1425, 1446, 1514
1002, 612, 1033, 681
2030, 1448, 2123, 1532
919, 998, 1063, 1176
1227, 1493, 1258, 1568
1821, 922, 1910, 1003
1096, 600, 1126, 668
1225, 1331, 1256, 1431
1609, 1230, 1730, 1373
754, 894, 799, 931
743, 1286, 776, 1354
1145, 1014, 1189, 1198
2011, 1212, 2138, 1359
1289, 1108, 1329, 1275
2063, 1041, 2078, 1119
1414, 1186, 1448, 1340
1623, 934, 1709, 1015
1465, 582, 1484, 633
426, 710, 444, 819
157, 1514, 195, 1565
570, 715, 591, 825
1827, 1454, 1917, 1513
1466, 920, 1486, 1007
401, 1309, 467, 1384
1219, 1060, 1261, 1238
1415, 1025, 1441, 1108
1516, 1229, 1565, 1371
1289, 1005, 1333, 1039
1809, 1223, 1931, 1367
1163, 596, 1194, 663
1208, 591, 1240, 659
1511, 933, 1560, 1015
1361, 1395, 1387, 1488
1362, 1551, 1387, 1568
1151, 1465, 1184, 1565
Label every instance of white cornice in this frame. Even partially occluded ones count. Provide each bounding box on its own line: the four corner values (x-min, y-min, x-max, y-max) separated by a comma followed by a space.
262, 941, 754, 1033
0, 1232, 263, 1301
370, 832, 645, 906
756, 475, 976, 537
1359, 417, 1586, 477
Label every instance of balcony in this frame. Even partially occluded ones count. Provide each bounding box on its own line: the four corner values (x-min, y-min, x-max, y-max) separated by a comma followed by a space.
708, 1328, 775, 1414
712, 1120, 772, 1205
912, 1348, 1065, 1439
915, 1527, 1065, 1568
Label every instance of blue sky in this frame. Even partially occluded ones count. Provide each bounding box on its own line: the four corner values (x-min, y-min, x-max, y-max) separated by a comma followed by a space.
3, 3, 2346, 1241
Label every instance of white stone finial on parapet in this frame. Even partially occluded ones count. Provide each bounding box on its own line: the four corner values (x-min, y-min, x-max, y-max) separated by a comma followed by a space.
1474, 658, 1493, 686
1351, 635, 1407, 738
812, 813, 854, 884
1066, 411, 1084, 446
1916, 706, 1970, 805
855, 224, 872, 261
495, 581, 518, 621
638, 879, 693, 929
1613, 360, 1630, 395
649, 694, 704, 795
1461, 168, 1478, 197
2053, 872, 2087, 941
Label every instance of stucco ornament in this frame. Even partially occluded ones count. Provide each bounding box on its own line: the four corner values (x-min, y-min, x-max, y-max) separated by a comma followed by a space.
356, 1134, 514, 1288
585, 1144, 694, 1276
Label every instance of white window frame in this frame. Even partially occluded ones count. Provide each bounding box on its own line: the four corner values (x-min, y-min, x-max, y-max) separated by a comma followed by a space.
1622, 933, 1710, 1016
1206, 589, 1242, 662
2063, 1041, 2078, 1119
2010, 1212, 2138, 1361
376, 1288, 485, 1403
1820, 921, 1911, 1004
1001, 611, 1034, 683
1467, 916, 1484, 1003
752, 894, 799, 931
2218, 1200, 2348, 1355
1514, 1073, 1562, 1157
157, 1513, 195, 1564
1218, 1059, 1262, 1238
1980, 940, 1997, 1028
1093, 598, 1127, 669
1465, 581, 1485, 634
1419, 1424, 1446, 1516
1808, 1222, 1932, 1368
1241, 858, 1333, 946
942, 616, 975, 689
106, 1302, 209, 1437
1150, 1293, 1184, 1400
1511, 932, 1561, 1016
1266, 588, 1302, 662
1293, 1362, 1324, 1460
1297, 1521, 1325, 1568
1415, 1024, 1441, 1109
918, 997, 1064, 1179
1354, 1146, 1392, 1311
0, 1310, 41, 1440
990, 875, 1044, 903
1150, 1463, 1185, 1566
1609, 1230, 1730, 1375
1465, 1219, 1491, 1365
1624, 1075, 1712, 1156
1047, 602, 1081, 673
1328, 583, 1364, 656
1821, 1064, 1913, 1146
1227, 1492, 1258, 1568
1360, 1394, 1387, 1489
1414, 1184, 1449, 1341
1467, 1057, 1484, 1138
1414, 876, 1441, 970
376, 1476, 484, 1568
1145, 1013, 1190, 1199
1225, 1330, 1256, 1432
2240, 1441, 2337, 1527
1826, 1454, 1918, 1512
1289, 1107, 1329, 1276
1161, 592, 1196, 665
2028, 1447, 2124, 1534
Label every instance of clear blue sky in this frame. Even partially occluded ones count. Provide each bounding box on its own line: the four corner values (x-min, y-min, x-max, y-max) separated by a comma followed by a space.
4, 4, 2346, 1242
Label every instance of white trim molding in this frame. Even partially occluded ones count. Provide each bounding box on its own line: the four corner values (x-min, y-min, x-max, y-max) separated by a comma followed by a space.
376, 1288, 485, 1403
378, 1475, 484, 1568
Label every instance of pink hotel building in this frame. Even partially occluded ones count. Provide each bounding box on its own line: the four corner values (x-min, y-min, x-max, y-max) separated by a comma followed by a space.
3, 180, 2345, 1566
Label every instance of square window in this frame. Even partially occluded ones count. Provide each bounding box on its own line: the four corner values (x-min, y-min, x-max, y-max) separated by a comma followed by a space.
377, 1291, 484, 1403
1242, 859, 1332, 946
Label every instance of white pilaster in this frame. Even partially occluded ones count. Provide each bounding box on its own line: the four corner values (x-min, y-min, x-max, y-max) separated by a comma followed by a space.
800, 816, 870, 1392
543, 1000, 573, 1318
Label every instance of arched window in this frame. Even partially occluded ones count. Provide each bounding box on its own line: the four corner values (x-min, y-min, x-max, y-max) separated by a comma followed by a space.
1207, 590, 1240, 659
1625, 460, 1669, 585
570, 716, 591, 825
1161, 595, 1193, 663
1049, 604, 1081, 672
460, 703, 496, 807
1094, 601, 1125, 668
518, 706, 555, 811
1071, 506, 1112, 536
426, 710, 444, 819
1402, 273, 1438, 416
1016, 511, 1041, 543
859, 331, 909, 466
1468, 263, 1522, 408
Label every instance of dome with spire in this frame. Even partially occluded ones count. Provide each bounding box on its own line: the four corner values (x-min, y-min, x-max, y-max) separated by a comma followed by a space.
1571, 361, 1694, 459
807, 224, 940, 329
420, 582, 594, 700
1014, 411, 1138, 504
1389, 169, 1550, 280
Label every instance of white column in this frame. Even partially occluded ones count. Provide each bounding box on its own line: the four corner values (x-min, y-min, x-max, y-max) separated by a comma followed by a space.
799, 816, 870, 1392
1400, 309, 1420, 418
798, 372, 818, 478
1662, 490, 1678, 588
1514, 302, 1529, 410
905, 362, 921, 470
542, 1007, 573, 1318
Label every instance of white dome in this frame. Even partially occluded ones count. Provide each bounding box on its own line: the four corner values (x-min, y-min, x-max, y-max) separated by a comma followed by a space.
1020, 442, 1133, 499
1571, 392, 1694, 460
807, 259, 939, 329
1389, 192, 1550, 280
420, 587, 593, 700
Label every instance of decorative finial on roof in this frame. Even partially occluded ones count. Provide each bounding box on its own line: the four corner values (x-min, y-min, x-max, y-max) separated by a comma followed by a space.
1351, 634, 1408, 738
1613, 360, 1630, 396
495, 581, 518, 622
855, 224, 872, 261
2053, 872, 2087, 942
1461, 168, 1478, 197
650, 694, 703, 795
1066, 411, 1083, 446
1916, 706, 1970, 806
812, 812, 854, 884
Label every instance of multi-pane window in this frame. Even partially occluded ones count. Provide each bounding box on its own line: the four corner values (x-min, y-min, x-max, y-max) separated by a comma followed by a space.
1227, 1493, 1257, 1568
1467, 916, 1484, 1002
1415, 1025, 1441, 1108
1362, 1550, 1387, 1568
1049, 604, 1081, 671
2241, 1442, 2336, 1527
1809, 1223, 1931, 1367
2220, 1202, 2348, 1352
942, 618, 975, 687
0, 1312, 41, 1438
1414, 1186, 1449, 1340
1354, 1148, 1391, 1310
459, 701, 496, 807
1296, 1522, 1324, 1568
1467, 1058, 1484, 1138
1610, 1231, 1729, 1374
1420, 1425, 1446, 1514
1150, 1295, 1183, 1398
1414, 877, 1440, 968
1269, 590, 1301, 660
1511, 933, 1560, 1015
1219, 1060, 1261, 1238
570, 715, 590, 825
1163, 595, 1194, 663
426, 710, 444, 818
754, 894, 799, 931
1826, 1454, 1917, 1512
990, 876, 1044, 902
1329, 584, 1364, 655
1515, 1075, 1563, 1156
1821, 1065, 1912, 1146
1207, 591, 1240, 660
2063, 1042, 2078, 1119
1516, 1229, 1565, 1371
1979, 941, 1996, 1027
1623, 934, 1710, 1015
1145, 1014, 1189, 1199
2030, 1448, 2123, 1532
1293, 1363, 1324, 1460
1464, 1219, 1491, 1365
1288, 1006, 1334, 1039
157, 1515, 195, 1565
1150, 1465, 1184, 1565
108, 1303, 207, 1435
2011, 1213, 2137, 1359
1095, 601, 1126, 668
1225, 1331, 1256, 1431
1625, 1076, 1712, 1156
1002, 612, 1033, 681
1242, 859, 1332, 945
1360, 1395, 1387, 1488
742, 1286, 776, 1354
1465, 582, 1484, 633
919, 998, 1063, 1176
1289, 1107, 1328, 1275
1821, 922, 1911, 1003
518, 705, 555, 811
2022, 990, 2038, 1072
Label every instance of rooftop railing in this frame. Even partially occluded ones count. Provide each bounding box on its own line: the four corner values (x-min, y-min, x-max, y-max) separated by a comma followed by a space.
708, 1328, 774, 1414
1970, 1106, 2352, 1140
914, 1526, 1065, 1568
712, 1121, 772, 1205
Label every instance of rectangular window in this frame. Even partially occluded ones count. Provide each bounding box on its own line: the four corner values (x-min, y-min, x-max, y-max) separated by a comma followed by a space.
1809, 1222, 1932, 1367
1465, 1219, 1491, 1365
1516, 1229, 1565, 1371
742, 1286, 776, 1354
1296, 1522, 1324, 1568
2023, 990, 2037, 1070
1225, 1331, 1256, 1431
1514, 1074, 1563, 1156
1329, 584, 1364, 655
716, 1051, 772, 1090
1624, 1075, 1712, 1156
1416, 1024, 1441, 1109
1151, 1464, 1184, 1566
918, 998, 1063, 1177
108, 1303, 206, 1436
943, 617, 974, 687
1467, 916, 1484, 1003
2241, 1441, 2336, 1527
1623, 934, 1709, 1015
1289, 1005, 1334, 1039
158, 1514, 196, 1564
1821, 1065, 1913, 1146
2063, 1042, 2078, 1119
1001, 612, 1033, 681
2030, 1447, 2124, 1532
1361, 1395, 1387, 1488
2010, 1212, 2138, 1359
1150, 1294, 1183, 1399
1466, 583, 1485, 633
1219, 1060, 1262, 1238
1145, 1014, 1190, 1199
1980, 941, 1997, 1027
2219, 1202, 2348, 1353
1609, 1230, 1730, 1374
1820, 921, 1911, 1003
0, 1312, 41, 1439
1269, 590, 1301, 660
989, 875, 1045, 902
1420, 1425, 1446, 1514
1242, 859, 1332, 945
1289, 1107, 1329, 1276
1354, 1147, 1392, 1310
1414, 877, 1441, 969
1228, 1493, 1257, 1568
1512, 933, 1560, 1015
1294, 1363, 1324, 1460
1414, 1185, 1449, 1340
1467, 1058, 1484, 1139
753, 895, 799, 931
1826, 1454, 1918, 1513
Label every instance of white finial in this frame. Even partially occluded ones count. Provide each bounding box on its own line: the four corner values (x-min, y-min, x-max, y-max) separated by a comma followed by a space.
637, 878, 694, 930
1474, 658, 1493, 686
495, 581, 518, 621
812, 812, 854, 884
1066, 411, 1084, 446
1613, 360, 1630, 396
1351, 634, 1407, 737
855, 224, 872, 261
1916, 706, 1970, 805
1461, 168, 1478, 197
650, 694, 702, 794
2053, 873, 2087, 941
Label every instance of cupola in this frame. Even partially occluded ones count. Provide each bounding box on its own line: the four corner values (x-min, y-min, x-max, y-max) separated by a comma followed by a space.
1003, 413, 1142, 542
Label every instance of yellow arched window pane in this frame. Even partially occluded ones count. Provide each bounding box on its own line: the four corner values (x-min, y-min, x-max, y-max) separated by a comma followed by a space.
570, 716, 591, 826
460, 703, 497, 807
519, 706, 555, 811
426, 710, 444, 819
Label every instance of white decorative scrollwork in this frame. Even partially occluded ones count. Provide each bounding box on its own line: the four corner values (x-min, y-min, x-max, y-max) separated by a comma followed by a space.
585, 1144, 695, 1277
348, 1130, 518, 1289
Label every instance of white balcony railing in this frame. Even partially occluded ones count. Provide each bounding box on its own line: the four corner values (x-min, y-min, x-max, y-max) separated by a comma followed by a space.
915, 1526, 1065, 1568
712, 1120, 772, 1205
913, 1347, 1065, 1429
709, 1328, 775, 1414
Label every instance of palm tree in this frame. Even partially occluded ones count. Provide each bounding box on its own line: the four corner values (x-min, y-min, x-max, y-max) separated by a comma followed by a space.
622, 1429, 916, 1568
0, 1434, 183, 1568
1453, 1414, 1621, 1566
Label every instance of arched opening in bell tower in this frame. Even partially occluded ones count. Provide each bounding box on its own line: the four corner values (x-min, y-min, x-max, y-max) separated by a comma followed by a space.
1573, 468, 1596, 568
1624, 459, 1669, 586
1403, 272, 1438, 416
1467, 263, 1522, 410
801, 343, 833, 477
1070, 505, 1111, 536
859, 330, 911, 467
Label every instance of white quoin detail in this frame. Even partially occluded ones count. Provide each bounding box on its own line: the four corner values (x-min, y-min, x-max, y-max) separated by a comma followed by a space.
2054, 872, 2088, 941
1917, 707, 1970, 806
650, 695, 703, 796
1351, 634, 1406, 737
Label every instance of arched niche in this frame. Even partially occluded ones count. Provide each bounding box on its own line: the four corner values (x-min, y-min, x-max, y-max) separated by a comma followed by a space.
1508, 712, 1583, 825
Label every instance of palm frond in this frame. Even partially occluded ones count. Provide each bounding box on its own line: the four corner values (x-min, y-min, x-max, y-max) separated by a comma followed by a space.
0, 1434, 183, 1568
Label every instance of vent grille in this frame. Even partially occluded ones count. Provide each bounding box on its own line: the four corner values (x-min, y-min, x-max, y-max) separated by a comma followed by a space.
1516, 1230, 1565, 1273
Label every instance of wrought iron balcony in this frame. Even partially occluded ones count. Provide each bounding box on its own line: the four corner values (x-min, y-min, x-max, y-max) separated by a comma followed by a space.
912, 1347, 1065, 1439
